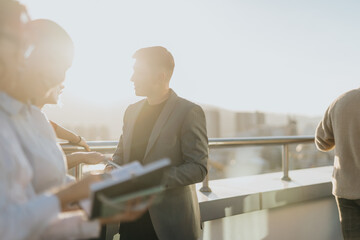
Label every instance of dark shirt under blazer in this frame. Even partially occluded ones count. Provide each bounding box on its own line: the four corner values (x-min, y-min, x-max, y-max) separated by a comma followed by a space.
113, 89, 208, 240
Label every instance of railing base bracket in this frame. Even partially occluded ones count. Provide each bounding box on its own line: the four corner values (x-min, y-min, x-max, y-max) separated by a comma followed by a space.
200, 186, 212, 192
281, 176, 292, 181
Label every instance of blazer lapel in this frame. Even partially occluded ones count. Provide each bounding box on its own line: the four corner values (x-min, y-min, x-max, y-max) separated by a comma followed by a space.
123, 100, 145, 164
143, 90, 178, 161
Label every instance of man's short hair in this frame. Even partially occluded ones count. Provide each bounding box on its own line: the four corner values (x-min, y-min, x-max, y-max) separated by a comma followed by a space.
133, 46, 175, 81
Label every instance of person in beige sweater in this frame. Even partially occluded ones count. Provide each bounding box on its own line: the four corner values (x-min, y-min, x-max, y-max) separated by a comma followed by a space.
315, 88, 360, 239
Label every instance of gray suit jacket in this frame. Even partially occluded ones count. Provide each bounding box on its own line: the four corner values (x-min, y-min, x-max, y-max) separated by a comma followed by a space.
113, 89, 208, 240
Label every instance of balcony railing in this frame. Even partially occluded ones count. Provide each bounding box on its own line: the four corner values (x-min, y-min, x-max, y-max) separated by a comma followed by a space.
61, 135, 315, 191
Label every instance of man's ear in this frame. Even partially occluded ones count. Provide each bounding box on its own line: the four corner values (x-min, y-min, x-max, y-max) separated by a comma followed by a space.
159, 71, 166, 83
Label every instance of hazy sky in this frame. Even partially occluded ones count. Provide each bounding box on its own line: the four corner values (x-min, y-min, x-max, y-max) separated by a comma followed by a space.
21, 0, 360, 116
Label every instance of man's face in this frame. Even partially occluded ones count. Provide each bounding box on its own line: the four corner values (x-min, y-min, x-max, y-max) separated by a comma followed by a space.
131, 60, 160, 97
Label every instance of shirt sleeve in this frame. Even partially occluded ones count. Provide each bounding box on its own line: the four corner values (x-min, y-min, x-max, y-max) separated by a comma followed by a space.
0, 194, 61, 240
315, 105, 335, 151
112, 134, 124, 165
112, 107, 129, 166
0, 133, 99, 240
40, 211, 100, 240
0, 139, 61, 240
165, 105, 209, 188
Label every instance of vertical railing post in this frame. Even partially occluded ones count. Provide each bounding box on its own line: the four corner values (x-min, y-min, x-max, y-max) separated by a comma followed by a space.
200, 156, 212, 192
281, 144, 291, 181
75, 166, 79, 180
75, 164, 82, 180
200, 172, 212, 192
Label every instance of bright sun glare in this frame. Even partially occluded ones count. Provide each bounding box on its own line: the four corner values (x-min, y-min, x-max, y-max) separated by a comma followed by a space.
22, 0, 360, 115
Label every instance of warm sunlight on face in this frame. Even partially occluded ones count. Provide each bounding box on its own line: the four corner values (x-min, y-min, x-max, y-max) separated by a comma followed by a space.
23, 43, 72, 107
131, 60, 158, 97
43, 83, 65, 105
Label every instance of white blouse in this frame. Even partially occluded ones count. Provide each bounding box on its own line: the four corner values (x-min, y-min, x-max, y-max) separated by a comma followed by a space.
0, 92, 60, 240
19, 104, 69, 194
0, 92, 100, 240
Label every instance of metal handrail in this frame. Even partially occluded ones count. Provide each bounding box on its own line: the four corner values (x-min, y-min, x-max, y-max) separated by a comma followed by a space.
208, 136, 314, 147
61, 141, 119, 154
61, 135, 316, 192
61, 136, 314, 152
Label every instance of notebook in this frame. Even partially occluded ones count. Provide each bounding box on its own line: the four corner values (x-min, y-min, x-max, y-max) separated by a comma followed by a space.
81, 158, 171, 219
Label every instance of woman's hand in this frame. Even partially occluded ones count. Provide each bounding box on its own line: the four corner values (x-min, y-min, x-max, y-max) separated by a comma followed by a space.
82, 152, 105, 165
66, 152, 105, 169
55, 173, 102, 210
77, 136, 91, 152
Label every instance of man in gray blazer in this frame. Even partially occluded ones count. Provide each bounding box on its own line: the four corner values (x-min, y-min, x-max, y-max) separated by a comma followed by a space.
111, 46, 208, 240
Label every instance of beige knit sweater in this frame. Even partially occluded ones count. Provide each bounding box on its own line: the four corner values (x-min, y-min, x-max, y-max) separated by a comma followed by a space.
316, 88, 360, 199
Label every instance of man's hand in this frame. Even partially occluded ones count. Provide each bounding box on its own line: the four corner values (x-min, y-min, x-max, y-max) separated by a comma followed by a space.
104, 157, 119, 173
104, 165, 115, 173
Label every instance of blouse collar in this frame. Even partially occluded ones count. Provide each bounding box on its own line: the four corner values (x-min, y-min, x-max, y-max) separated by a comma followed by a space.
0, 91, 28, 116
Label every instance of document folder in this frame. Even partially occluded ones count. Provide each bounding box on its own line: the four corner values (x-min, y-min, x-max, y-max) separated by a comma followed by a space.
88, 158, 171, 219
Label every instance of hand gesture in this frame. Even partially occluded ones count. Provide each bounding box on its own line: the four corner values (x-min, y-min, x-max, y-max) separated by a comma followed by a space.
55, 173, 102, 210
82, 152, 105, 165
77, 136, 91, 152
